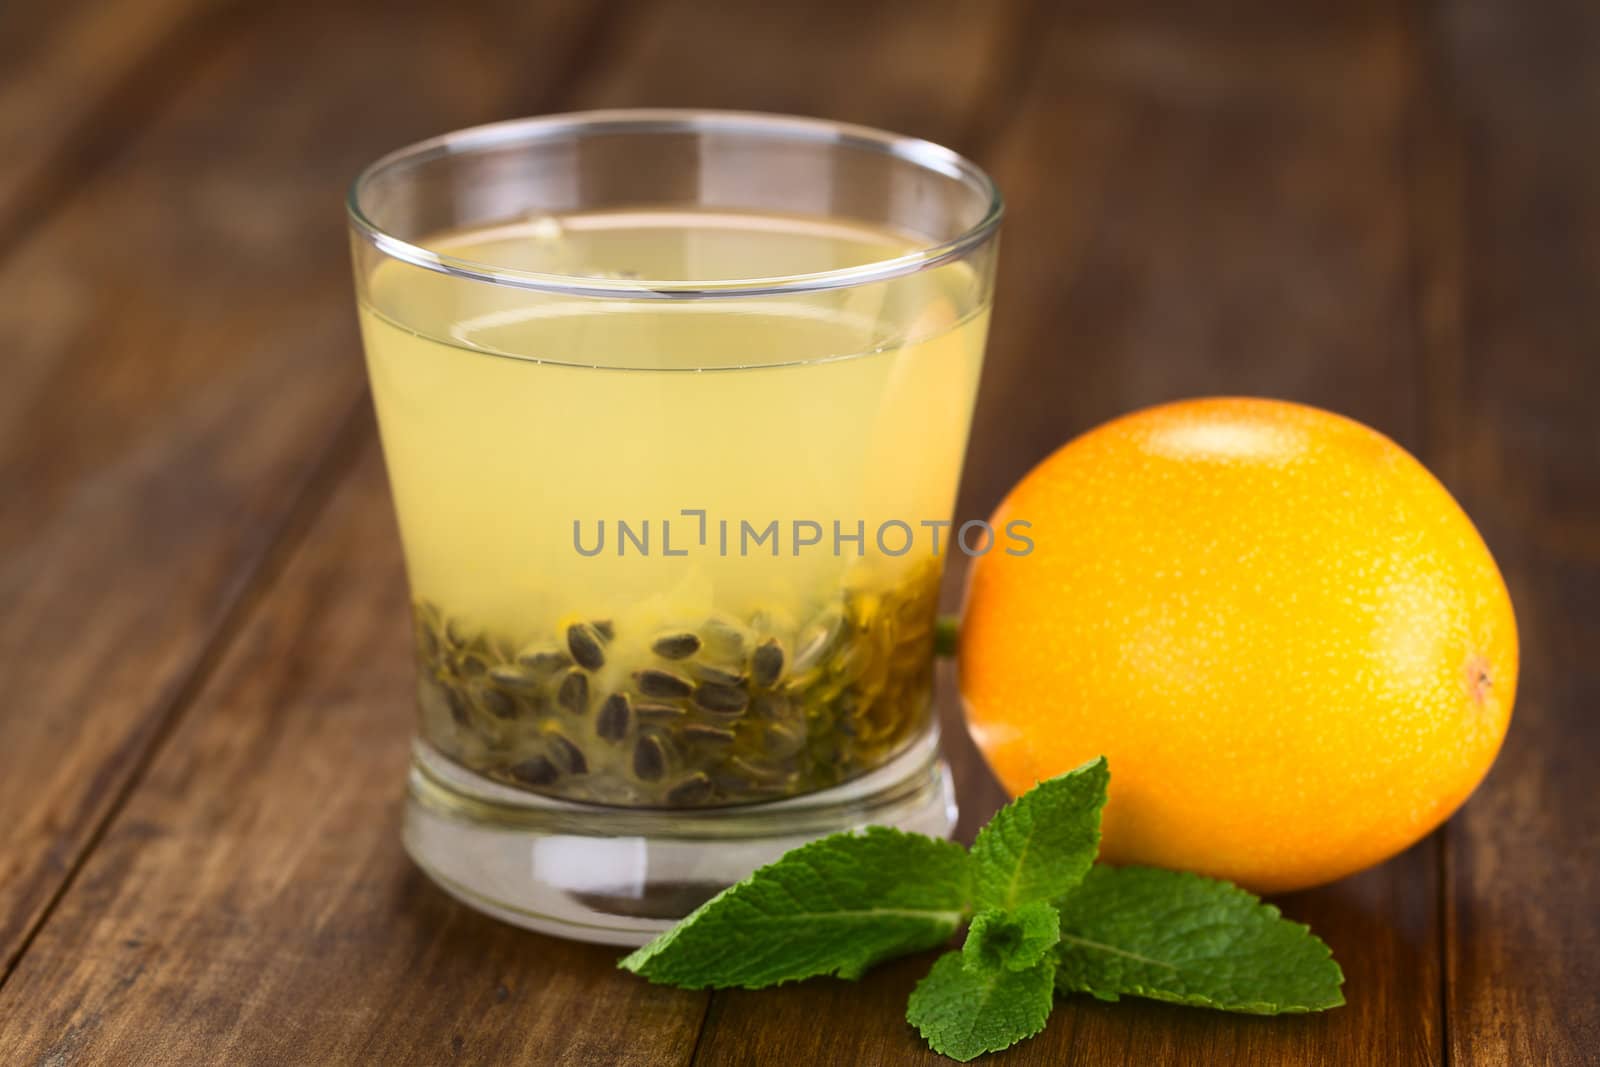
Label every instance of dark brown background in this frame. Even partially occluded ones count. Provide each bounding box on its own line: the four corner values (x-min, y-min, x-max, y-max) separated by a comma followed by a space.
0, 0, 1596, 1063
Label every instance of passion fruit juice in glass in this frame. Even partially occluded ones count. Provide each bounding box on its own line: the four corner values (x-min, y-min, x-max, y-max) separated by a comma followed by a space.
349, 112, 999, 943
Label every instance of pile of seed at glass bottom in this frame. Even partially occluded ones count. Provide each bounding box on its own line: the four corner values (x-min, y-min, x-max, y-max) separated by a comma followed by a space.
413, 569, 941, 809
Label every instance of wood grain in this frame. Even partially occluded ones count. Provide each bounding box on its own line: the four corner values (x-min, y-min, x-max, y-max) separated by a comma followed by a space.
0, 0, 1595, 1062
958, 0, 1424, 525
0, 0, 607, 978
0, 2, 1036, 1062
981, 3, 1445, 1058
0, 441, 708, 1066
702, 4, 1443, 1062
0, 0, 225, 239
1418, 0, 1600, 1063
577, 0, 1043, 152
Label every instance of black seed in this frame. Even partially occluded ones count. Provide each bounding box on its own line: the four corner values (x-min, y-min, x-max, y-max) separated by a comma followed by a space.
489, 664, 539, 689
476, 684, 516, 720
633, 735, 667, 781
557, 669, 590, 715
410, 566, 944, 804
635, 702, 687, 723
665, 773, 714, 805
691, 662, 745, 687
516, 648, 573, 674
596, 693, 632, 743
567, 623, 606, 670
509, 756, 559, 786
546, 732, 588, 775
751, 639, 786, 687
636, 669, 693, 699
694, 683, 749, 715
680, 723, 737, 745
651, 632, 702, 659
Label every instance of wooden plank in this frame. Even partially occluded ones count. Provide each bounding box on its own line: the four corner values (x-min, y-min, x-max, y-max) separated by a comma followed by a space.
0, 0, 607, 978
0, 0, 1040, 1062
696, 1, 1444, 1063
965, 4, 1443, 1064
0, 0, 226, 238
0, 441, 707, 1066
957, 0, 1425, 522
578, 0, 1042, 151
1418, 0, 1600, 1063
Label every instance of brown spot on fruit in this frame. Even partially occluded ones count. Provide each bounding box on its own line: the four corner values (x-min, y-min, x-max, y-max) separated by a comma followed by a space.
1466, 653, 1494, 707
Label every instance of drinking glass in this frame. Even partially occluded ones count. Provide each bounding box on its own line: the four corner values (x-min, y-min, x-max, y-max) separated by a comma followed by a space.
348, 110, 1001, 944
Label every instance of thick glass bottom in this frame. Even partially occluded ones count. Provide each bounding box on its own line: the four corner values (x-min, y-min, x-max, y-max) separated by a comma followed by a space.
402, 729, 957, 945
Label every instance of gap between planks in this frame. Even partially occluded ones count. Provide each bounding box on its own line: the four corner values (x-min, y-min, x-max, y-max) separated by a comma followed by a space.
1400, 0, 1471, 1061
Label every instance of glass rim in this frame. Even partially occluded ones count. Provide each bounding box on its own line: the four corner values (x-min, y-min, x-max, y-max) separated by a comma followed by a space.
346, 109, 1004, 299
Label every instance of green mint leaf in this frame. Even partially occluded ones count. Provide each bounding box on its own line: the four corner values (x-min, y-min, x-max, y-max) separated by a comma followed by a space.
619, 827, 969, 988
907, 950, 1054, 1062
963, 901, 1060, 974
970, 756, 1108, 911
1054, 865, 1345, 1013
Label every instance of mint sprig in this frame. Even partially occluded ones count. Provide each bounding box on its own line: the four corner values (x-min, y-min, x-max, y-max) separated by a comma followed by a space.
620, 758, 1343, 1060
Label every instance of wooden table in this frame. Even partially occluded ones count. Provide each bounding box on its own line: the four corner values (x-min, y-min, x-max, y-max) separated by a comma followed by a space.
1, 1, 1595, 1063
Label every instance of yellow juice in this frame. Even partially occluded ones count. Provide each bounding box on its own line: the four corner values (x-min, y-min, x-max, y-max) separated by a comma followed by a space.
358, 209, 990, 807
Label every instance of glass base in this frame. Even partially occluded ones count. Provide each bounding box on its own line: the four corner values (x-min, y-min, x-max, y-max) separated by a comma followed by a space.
402, 729, 957, 946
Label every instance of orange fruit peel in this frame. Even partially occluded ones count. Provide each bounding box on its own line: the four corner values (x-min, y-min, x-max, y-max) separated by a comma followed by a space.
958, 397, 1517, 893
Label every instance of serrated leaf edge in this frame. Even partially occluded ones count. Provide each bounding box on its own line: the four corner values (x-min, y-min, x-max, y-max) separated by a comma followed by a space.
1053, 866, 1347, 1014
619, 826, 971, 988
972, 756, 1109, 912
908, 952, 1055, 1062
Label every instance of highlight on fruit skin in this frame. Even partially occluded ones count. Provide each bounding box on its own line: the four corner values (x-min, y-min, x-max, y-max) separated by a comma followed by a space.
957, 397, 1518, 894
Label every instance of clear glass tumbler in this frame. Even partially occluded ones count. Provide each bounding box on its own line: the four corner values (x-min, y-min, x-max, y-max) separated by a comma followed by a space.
348, 110, 1001, 944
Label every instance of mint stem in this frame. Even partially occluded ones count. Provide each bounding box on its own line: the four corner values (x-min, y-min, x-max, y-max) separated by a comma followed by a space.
934, 615, 960, 658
